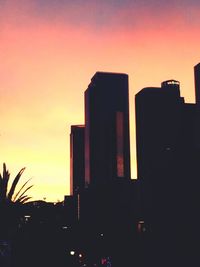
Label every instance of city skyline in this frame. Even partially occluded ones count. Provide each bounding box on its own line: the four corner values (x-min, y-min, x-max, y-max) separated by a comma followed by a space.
0, 1, 200, 201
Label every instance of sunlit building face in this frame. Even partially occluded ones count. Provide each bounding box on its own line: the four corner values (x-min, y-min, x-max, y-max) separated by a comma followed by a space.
116, 111, 124, 177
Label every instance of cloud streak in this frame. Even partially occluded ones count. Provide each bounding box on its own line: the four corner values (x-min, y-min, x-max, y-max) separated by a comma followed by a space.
1, 0, 200, 32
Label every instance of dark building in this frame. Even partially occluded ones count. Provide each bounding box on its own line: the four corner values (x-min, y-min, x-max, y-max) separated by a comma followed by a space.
64, 195, 79, 224
84, 72, 131, 186
194, 63, 200, 107
70, 125, 85, 195
135, 80, 188, 180
194, 63, 200, 149
135, 76, 200, 266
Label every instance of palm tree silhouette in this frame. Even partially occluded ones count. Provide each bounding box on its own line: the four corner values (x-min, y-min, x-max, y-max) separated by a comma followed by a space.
0, 163, 33, 205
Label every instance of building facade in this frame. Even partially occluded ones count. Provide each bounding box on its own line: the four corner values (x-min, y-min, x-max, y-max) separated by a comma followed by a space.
70, 125, 85, 195
84, 72, 131, 186
135, 80, 186, 180
194, 63, 200, 107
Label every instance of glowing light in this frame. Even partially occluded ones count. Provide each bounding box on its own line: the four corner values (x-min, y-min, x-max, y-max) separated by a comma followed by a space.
137, 220, 146, 233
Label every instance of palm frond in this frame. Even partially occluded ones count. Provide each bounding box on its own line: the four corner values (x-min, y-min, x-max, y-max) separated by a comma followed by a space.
15, 195, 32, 204
0, 163, 33, 205
2, 163, 10, 200
20, 197, 32, 204
14, 185, 33, 202
13, 178, 32, 202
7, 167, 26, 201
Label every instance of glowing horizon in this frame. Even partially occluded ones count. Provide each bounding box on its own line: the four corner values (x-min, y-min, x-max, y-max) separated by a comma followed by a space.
0, 0, 200, 202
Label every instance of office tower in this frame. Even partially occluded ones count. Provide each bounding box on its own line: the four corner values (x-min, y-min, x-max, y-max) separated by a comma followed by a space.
70, 125, 85, 195
135, 80, 185, 180
194, 63, 200, 149
194, 63, 200, 107
84, 72, 131, 186
135, 78, 196, 228
135, 70, 200, 266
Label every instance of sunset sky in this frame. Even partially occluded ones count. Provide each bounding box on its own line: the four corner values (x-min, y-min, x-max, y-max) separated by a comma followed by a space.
1, 0, 200, 202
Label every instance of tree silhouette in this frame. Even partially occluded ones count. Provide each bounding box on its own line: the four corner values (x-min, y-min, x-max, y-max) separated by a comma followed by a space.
0, 163, 33, 205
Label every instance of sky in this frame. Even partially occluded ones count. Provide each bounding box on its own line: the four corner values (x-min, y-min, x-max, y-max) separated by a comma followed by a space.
0, 0, 200, 202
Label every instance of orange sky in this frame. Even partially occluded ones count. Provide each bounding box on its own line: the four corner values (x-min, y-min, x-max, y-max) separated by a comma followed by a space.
1, 1, 200, 202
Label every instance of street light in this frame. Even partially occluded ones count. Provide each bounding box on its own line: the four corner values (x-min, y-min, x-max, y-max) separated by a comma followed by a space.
70, 250, 75, 256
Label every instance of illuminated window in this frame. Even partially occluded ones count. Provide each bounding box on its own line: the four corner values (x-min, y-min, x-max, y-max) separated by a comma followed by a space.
137, 220, 146, 233
116, 111, 124, 177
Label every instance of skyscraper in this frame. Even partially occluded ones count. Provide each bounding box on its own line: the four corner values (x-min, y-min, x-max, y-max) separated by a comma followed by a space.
194, 63, 200, 107
135, 80, 185, 179
84, 72, 131, 186
194, 63, 200, 149
135, 78, 197, 228
70, 125, 85, 195
135, 69, 200, 266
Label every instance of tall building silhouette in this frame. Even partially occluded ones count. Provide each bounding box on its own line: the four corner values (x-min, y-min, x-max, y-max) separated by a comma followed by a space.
135, 80, 186, 179
84, 72, 130, 186
70, 125, 85, 195
135, 68, 200, 267
194, 63, 200, 149
135, 78, 197, 229
194, 63, 200, 107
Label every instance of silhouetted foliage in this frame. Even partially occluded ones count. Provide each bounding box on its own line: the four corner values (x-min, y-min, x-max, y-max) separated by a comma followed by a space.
0, 163, 33, 205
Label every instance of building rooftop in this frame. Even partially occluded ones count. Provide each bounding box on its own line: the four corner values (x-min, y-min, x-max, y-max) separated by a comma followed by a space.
91, 71, 128, 82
